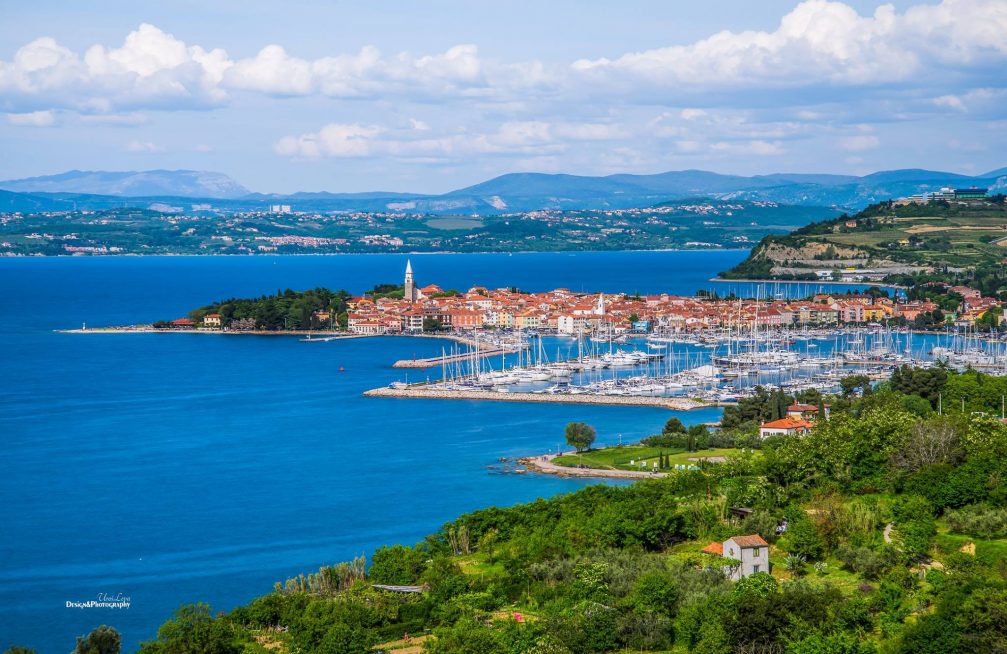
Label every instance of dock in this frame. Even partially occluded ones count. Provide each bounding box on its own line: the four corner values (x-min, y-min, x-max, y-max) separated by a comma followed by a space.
392, 347, 523, 368
364, 385, 712, 410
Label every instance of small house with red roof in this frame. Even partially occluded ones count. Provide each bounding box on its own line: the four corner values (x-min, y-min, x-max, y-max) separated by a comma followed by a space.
702, 534, 770, 580
759, 417, 813, 439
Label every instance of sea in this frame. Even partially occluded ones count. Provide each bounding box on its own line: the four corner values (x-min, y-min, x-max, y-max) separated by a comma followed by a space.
0, 251, 877, 653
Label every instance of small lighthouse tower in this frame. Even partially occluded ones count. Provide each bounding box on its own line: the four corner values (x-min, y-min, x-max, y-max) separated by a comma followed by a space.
404, 260, 416, 302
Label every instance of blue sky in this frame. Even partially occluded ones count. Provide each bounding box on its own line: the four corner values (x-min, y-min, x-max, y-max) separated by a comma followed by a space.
1, 0, 1005, 193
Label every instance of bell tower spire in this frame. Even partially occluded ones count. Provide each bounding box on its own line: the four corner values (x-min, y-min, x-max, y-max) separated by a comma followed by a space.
404, 259, 416, 302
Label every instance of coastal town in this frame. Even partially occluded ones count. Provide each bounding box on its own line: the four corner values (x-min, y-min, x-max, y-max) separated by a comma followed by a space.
164, 261, 998, 336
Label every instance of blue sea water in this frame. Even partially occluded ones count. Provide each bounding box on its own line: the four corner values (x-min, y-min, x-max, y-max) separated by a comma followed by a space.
0, 251, 865, 652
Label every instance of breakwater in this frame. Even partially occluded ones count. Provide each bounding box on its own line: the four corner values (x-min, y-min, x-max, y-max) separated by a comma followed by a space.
392, 347, 522, 368
364, 386, 711, 410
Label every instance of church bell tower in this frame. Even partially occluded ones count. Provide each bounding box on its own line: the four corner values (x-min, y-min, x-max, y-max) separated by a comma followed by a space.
404, 260, 416, 302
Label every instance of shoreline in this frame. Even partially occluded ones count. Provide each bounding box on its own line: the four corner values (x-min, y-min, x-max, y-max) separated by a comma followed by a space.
1, 248, 752, 259
517, 452, 670, 480
710, 276, 907, 290
363, 386, 712, 411
56, 327, 488, 348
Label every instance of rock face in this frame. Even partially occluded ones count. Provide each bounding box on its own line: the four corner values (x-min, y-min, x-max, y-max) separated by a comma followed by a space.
0, 169, 251, 198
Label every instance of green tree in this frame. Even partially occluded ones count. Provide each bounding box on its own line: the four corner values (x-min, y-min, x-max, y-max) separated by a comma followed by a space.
422, 317, 444, 332
663, 417, 686, 434
73, 626, 121, 654
565, 422, 597, 452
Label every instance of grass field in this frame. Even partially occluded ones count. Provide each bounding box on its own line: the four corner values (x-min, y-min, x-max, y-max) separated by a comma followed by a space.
552, 446, 746, 472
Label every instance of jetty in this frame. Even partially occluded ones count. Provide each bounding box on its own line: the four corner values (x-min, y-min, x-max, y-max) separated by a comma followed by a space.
393, 347, 521, 368
363, 385, 711, 410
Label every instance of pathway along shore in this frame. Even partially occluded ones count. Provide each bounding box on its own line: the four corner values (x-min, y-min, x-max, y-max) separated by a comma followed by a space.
363, 386, 711, 411
519, 452, 670, 480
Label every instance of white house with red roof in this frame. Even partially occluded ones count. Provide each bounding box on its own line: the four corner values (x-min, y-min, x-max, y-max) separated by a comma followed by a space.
702, 534, 770, 580
759, 417, 813, 439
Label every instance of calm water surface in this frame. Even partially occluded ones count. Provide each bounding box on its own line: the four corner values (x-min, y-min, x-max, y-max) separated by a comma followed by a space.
1, 251, 855, 652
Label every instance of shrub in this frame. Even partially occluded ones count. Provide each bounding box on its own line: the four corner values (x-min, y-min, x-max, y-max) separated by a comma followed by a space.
945, 504, 1007, 539
836, 545, 893, 580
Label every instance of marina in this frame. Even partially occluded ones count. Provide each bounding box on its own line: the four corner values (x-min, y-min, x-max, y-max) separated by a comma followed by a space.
370, 325, 1007, 405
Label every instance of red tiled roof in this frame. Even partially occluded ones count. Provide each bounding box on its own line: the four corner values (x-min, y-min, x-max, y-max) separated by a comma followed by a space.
728, 534, 769, 548
701, 542, 724, 556
760, 417, 812, 430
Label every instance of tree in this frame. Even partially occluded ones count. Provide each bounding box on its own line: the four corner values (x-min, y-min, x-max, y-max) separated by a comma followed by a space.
73, 626, 121, 654
662, 417, 686, 434
786, 519, 825, 560
565, 422, 597, 452
423, 317, 444, 332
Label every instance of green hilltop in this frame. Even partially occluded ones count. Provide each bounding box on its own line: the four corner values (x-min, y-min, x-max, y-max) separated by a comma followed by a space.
721, 195, 1007, 293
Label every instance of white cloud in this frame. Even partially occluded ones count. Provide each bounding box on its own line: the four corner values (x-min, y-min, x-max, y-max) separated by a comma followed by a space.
680, 108, 708, 121
125, 139, 163, 153
709, 140, 785, 156
6, 109, 56, 126
275, 123, 384, 158
839, 134, 880, 151
274, 120, 623, 160
3, 0, 1003, 117
571, 0, 1007, 88
79, 112, 147, 126
0, 23, 228, 113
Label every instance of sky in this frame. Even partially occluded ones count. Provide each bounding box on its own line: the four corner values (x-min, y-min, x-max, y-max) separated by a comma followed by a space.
1, 0, 1005, 194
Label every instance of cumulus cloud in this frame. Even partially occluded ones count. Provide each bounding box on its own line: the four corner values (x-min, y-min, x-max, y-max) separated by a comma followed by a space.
2, 0, 1003, 117
571, 0, 1007, 89
0, 24, 228, 113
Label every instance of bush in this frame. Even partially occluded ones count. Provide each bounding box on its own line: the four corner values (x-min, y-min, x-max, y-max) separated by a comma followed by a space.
945, 504, 1007, 539
785, 519, 825, 561
836, 545, 893, 580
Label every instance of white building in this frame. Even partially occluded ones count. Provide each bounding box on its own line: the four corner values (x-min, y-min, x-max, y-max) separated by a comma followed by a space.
703, 534, 770, 580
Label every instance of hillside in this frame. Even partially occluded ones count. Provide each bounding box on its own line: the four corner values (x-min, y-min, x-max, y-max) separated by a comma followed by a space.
1, 167, 1003, 214
720, 196, 1007, 285
0, 199, 837, 255
61, 374, 1007, 654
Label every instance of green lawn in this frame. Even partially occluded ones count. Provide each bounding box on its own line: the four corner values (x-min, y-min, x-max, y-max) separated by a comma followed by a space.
553, 446, 747, 472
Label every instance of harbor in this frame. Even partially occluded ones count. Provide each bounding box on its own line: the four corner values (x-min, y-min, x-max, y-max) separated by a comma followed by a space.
367, 324, 1007, 406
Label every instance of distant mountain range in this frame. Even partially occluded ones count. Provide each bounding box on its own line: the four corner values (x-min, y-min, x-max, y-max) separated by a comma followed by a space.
0, 169, 250, 199
0, 167, 1004, 214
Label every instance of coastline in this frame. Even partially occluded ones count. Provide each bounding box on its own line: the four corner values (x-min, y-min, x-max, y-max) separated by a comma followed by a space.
56, 327, 488, 349
518, 452, 670, 480
709, 276, 907, 290
2, 247, 752, 259
363, 386, 712, 411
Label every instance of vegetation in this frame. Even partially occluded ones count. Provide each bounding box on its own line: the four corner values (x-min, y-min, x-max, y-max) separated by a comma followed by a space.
32, 365, 1007, 654
563, 422, 597, 452
0, 200, 836, 256
161, 287, 352, 331
720, 197, 1007, 295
